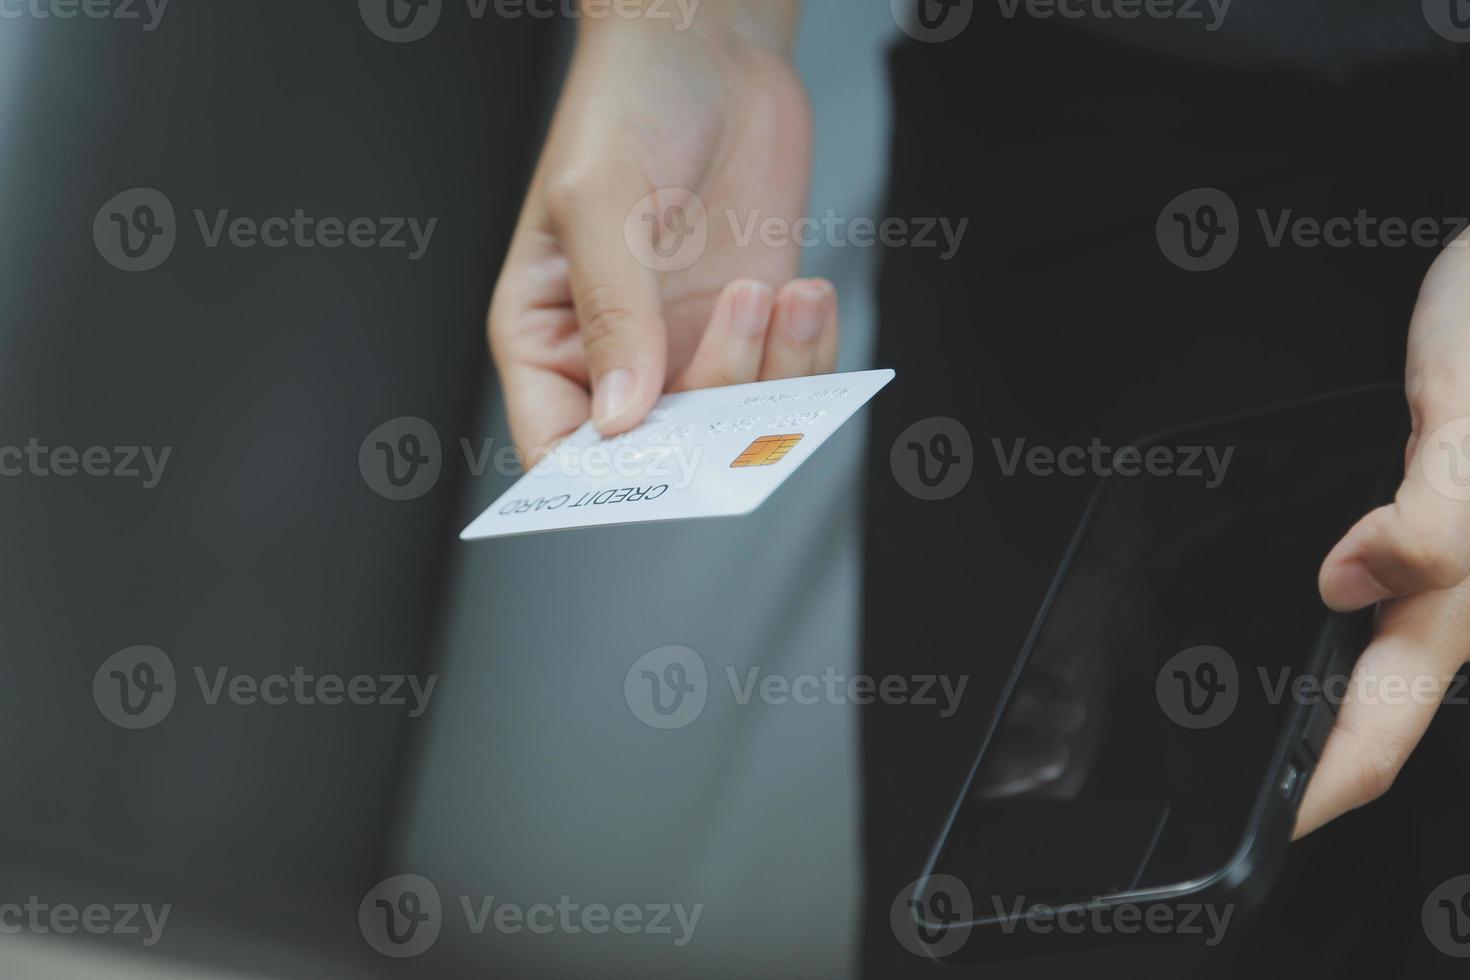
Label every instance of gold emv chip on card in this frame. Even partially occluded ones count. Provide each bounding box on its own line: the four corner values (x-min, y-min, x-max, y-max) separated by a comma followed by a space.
731, 434, 804, 468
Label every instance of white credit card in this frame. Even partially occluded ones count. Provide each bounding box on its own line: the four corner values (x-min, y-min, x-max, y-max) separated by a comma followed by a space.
460, 369, 895, 540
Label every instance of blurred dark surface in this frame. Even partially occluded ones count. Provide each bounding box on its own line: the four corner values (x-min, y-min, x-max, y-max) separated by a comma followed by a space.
0, 0, 553, 963
864, 16, 1470, 980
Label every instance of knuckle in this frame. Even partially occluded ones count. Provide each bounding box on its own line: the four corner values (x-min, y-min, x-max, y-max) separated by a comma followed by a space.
542, 172, 594, 227
1403, 527, 1470, 589
1351, 732, 1406, 806
1354, 753, 1399, 806
576, 283, 638, 351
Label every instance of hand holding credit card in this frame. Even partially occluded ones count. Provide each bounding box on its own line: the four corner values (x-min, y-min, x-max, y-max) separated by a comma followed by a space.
461, 369, 894, 540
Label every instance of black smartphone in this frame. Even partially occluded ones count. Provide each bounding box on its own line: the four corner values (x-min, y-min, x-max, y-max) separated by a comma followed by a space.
907, 385, 1408, 963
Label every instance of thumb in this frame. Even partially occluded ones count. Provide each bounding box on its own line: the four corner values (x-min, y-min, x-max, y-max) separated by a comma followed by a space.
1320, 416, 1470, 610
546, 180, 675, 437
1293, 583, 1470, 838
1323, 239, 1470, 612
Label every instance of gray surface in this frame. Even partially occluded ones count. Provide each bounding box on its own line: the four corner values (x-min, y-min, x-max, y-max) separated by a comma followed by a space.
1048, 0, 1457, 75
0, 4, 549, 976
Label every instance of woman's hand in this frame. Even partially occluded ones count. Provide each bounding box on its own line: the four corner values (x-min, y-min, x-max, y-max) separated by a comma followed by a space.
488, 1, 837, 459
1298, 233, 1470, 837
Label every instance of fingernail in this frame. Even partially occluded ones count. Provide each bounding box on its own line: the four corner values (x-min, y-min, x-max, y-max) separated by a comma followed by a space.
1325, 560, 1393, 611
730, 281, 773, 338
592, 368, 634, 428
784, 281, 829, 343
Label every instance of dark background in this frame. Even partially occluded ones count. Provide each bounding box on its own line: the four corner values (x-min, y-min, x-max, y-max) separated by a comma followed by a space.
0, 2, 553, 970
